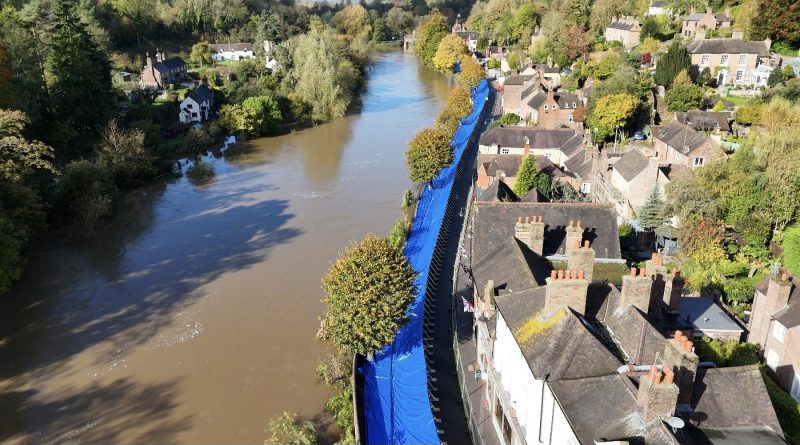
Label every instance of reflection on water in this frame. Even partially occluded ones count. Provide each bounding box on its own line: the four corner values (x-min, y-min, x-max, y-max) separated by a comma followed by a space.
0, 51, 450, 444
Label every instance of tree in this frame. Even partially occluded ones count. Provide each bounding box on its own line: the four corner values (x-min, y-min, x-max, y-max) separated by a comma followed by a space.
190, 42, 213, 67
405, 127, 453, 184
264, 411, 316, 445
96, 119, 154, 187
432, 34, 467, 72
0, 110, 56, 183
320, 235, 417, 356
640, 37, 660, 56
371, 16, 386, 43
386, 7, 414, 37
637, 187, 666, 229
782, 65, 797, 80
47, 0, 113, 152
443, 86, 473, 119
767, 67, 784, 87
749, 0, 800, 47
561, 23, 592, 62
654, 40, 691, 87
458, 55, 486, 88
665, 69, 704, 111
499, 113, 521, 125
513, 155, 541, 196
416, 12, 448, 65
735, 104, 762, 125
587, 93, 639, 140
510, 3, 538, 42
331, 5, 371, 39
221, 95, 282, 136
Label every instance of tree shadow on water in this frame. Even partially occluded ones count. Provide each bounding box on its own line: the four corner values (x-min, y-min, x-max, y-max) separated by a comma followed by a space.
0, 378, 191, 444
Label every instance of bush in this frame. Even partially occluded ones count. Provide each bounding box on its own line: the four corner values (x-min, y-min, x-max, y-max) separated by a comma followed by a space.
693, 337, 760, 367
499, 113, 521, 125
619, 222, 634, 237
720, 277, 756, 305
53, 160, 117, 228
389, 217, 410, 249
264, 411, 317, 445
186, 161, 215, 180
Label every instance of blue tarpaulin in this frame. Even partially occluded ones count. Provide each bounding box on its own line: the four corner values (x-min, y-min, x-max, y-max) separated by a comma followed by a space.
361, 80, 490, 445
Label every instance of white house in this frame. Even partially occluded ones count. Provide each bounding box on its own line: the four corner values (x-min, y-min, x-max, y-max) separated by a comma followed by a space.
179, 84, 214, 124
647, 0, 669, 16
211, 43, 254, 61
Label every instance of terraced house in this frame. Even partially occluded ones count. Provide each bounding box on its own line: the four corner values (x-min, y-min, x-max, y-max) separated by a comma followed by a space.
139, 50, 187, 90
685, 33, 775, 86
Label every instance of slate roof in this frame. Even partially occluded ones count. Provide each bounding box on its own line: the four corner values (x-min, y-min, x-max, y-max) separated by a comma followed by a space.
677, 297, 744, 333
613, 149, 650, 182
473, 202, 622, 259
479, 126, 584, 152
187, 84, 213, 104
674, 111, 732, 133
678, 426, 786, 445
527, 91, 582, 109
654, 120, 711, 155
472, 236, 545, 293
504, 74, 533, 85
211, 43, 253, 52
755, 275, 800, 328
607, 21, 640, 31
685, 39, 769, 57
692, 365, 784, 436
520, 83, 539, 98
495, 304, 623, 380
454, 31, 479, 40
155, 57, 186, 72
477, 179, 518, 202
478, 154, 567, 179
527, 92, 548, 109
605, 304, 669, 365
660, 164, 694, 181
564, 148, 593, 179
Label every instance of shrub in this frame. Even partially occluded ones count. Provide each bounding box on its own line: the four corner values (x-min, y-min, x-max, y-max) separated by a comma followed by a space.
499, 113, 521, 125
53, 160, 117, 228
186, 161, 215, 180
720, 277, 756, 305
389, 217, 411, 249
619, 222, 634, 237
264, 411, 317, 445
693, 337, 760, 367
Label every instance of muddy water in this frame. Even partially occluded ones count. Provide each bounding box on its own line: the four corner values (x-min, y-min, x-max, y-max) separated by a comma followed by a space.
0, 51, 450, 444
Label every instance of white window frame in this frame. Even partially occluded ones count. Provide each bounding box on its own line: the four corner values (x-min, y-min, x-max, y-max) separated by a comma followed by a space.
738, 54, 748, 66
773, 322, 787, 342
501, 148, 510, 154
569, 114, 574, 122
693, 157, 705, 167
701, 54, 710, 66
720, 54, 729, 65
544, 152, 552, 160
766, 349, 780, 371
735, 70, 744, 82
580, 182, 591, 193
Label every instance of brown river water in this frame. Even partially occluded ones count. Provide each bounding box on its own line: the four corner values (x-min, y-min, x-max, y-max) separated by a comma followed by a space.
0, 51, 451, 444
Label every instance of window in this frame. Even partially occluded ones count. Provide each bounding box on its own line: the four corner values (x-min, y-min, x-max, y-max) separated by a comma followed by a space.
720, 54, 729, 65
572, 102, 576, 108
701, 54, 710, 66
494, 397, 504, 427
544, 153, 552, 160
581, 182, 591, 193
553, 104, 558, 109
735, 70, 744, 82
791, 375, 800, 402
693, 157, 705, 167
501, 148, 510, 154
773, 322, 787, 342
766, 349, 780, 371
503, 414, 513, 443
569, 114, 574, 122
544, 104, 548, 110
738, 54, 748, 66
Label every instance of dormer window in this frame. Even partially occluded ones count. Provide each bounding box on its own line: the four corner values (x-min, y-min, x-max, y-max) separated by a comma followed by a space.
544, 104, 548, 110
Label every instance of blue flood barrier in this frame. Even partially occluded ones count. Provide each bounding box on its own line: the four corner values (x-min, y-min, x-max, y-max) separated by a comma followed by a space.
361, 80, 490, 444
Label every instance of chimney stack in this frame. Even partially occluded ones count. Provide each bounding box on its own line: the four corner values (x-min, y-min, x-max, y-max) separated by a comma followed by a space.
481, 279, 496, 312
544, 269, 589, 317
695, 30, 706, 41
637, 367, 679, 423
646, 254, 669, 320
731, 29, 744, 40
524, 136, 531, 157
764, 38, 772, 51
663, 269, 684, 313
568, 240, 596, 282
663, 331, 699, 406
620, 267, 654, 315
765, 272, 793, 312
514, 216, 545, 255
564, 220, 583, 258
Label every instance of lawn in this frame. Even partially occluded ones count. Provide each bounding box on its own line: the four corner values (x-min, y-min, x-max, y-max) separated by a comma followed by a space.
722, 95, 753, 107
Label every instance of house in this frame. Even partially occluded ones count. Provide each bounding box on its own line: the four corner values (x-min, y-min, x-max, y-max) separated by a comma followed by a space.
609, 149, 661, 216
179, 84, 214, 124
604, 16, 642, 49
139, 50, 187, 90
478, 126, 585, 166
648, 0, 669, 16
524, 89, 584, 129
749, 273, 800, 401
654, 120, 727, 169
451, 22, 478, 53
685, 34, 772, 85
476, 154, 572, 190
673, 111, 732, 137
465, 203, 784, 445
681, 7, 732, 39
501, 74, 536, 115
211, 43, 254, 61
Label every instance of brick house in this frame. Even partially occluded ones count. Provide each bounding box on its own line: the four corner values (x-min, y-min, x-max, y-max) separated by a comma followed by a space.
654, 119, 727, 170
685, 34, 772, 86
681, 8, 731, 39
749, 273, 800, 401
524, 89, 584, 129
139, 50, 187, 90
501, 74, 536, 115
604, 16, 642, 49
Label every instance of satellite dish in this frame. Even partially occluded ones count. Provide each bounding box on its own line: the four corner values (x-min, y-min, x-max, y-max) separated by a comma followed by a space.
666, 417, 685, 430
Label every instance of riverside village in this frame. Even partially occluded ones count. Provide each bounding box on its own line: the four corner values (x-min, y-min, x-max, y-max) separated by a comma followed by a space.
0, 0, 798, 444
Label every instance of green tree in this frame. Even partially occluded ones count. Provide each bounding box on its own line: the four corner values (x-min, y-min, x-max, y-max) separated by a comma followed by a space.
190, 41, 213, 67
587, 93, 639, 140
96, 119, 154, 187
405, 127, 453, 184
499, 113, 521, 125
654, 40, 691, 87
640, 37, 661, 56
458, 55, 486, 88
767, 67, 784, 87
221, 95, 282, 136
432, 34, 467, 72
371, 16, 386, 43
749, 0, 800, 47
0, 110, 56, 183
417, 12, 448, 65
47, 0, 113, 153
443, 85, 473, 119
320, 234, 417, 356
386, 7, 414, 37
513, 155, 541, 197
665, 69, 704, 111
264, 411, 316, 445
783, 224, 800, 276
637, 187, 666, 229
331, 5, 371, 39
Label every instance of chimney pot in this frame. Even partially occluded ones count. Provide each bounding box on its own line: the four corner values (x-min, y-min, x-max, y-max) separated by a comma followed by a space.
568, 220, 574, 227
683, 340, 693, 353
578, 269, 585, 280
551, 270, 557, 279
673, 270, 681, 278
674, 330, 684, 340
653, 370, 663, 385
630, 267, 637, 277
558, 270, 565, 279
781, 272, 789, 282
525, 216, 530, 224
566, 270, 573, 280
583, 240, 590, 248
518, 216, 522, 223
663, 368, 674, 384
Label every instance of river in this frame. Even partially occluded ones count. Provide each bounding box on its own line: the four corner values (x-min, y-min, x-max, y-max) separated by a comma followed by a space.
0, 51, 451, 444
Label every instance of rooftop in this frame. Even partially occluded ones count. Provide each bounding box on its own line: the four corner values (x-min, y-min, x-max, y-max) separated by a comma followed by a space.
654, 120, 712, 155
479, 126, 584, 152
677, 297, 744, 333
674, 111, 732, 133
613, 149, 651, 182
685, 39, 769, 57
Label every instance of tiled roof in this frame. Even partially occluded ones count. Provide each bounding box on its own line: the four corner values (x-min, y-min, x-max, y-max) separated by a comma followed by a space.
479, 126, 584, 152
674, 111, 732, 132
685, 39, 769, 57
605, 304, 669, 365
504, 74, 533, 85
187, 84, 213, 104
477, 179, 518, 203
654, 120, 711, 155
613, 149, 650, 182
159, 57, 186, 70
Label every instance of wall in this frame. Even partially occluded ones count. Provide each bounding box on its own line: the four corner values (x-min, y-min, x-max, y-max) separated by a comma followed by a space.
477, 146, 568, 166
689, 52, 759, 85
